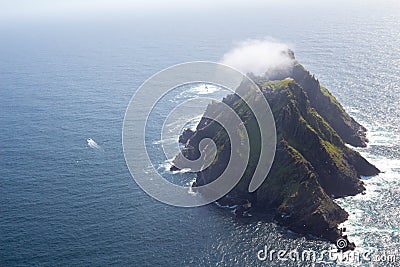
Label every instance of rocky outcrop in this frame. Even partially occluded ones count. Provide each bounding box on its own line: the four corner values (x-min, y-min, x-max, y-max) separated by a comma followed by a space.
170, 55, 379, 246
179, 128, 195, 144
291, 64, 369, 147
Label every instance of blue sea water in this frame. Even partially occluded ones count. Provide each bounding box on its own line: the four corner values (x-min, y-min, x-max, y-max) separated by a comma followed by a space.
1, 1, 399, 266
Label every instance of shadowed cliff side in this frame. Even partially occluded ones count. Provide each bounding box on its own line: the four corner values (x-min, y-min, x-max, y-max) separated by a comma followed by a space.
170, 55, 379, 246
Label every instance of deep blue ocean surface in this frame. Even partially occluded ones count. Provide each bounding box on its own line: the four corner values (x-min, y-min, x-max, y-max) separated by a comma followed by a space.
1, 1, 399, 266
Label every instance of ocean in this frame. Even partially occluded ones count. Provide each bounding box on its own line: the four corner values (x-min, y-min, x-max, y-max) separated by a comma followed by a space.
1, 1, 399, 266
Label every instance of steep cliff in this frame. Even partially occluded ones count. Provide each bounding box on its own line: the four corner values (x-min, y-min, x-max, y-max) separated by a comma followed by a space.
171, 57, 379, 246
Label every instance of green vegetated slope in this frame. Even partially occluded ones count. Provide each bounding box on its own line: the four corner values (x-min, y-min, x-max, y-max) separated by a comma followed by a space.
172, 61, 379, 242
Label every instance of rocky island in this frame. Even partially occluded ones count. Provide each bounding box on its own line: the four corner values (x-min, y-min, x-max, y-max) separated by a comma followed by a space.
170, 51, 380, 249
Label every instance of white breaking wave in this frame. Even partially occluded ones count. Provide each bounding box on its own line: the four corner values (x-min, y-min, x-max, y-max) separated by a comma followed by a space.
171, 168, 192, 174
170, 83, 228, 104
189, 84, 219, 95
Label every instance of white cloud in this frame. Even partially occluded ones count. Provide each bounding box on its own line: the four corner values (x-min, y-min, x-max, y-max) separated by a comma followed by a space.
221, 38, 295, 77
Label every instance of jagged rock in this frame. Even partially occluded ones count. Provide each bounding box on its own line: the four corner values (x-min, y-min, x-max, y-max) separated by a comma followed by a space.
170, 54, 379, 244
179, 128, 195, 144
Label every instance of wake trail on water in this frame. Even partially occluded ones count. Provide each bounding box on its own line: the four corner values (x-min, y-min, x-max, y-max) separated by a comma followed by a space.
87, 138, 104, 151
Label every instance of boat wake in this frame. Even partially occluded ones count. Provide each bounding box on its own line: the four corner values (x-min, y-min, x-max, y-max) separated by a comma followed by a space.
87, 138, 104, 151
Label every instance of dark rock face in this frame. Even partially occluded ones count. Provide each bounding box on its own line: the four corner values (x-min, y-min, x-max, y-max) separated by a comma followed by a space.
171, 57, 379, 244
291, 64, 369, 147
179, 128, 195, 144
